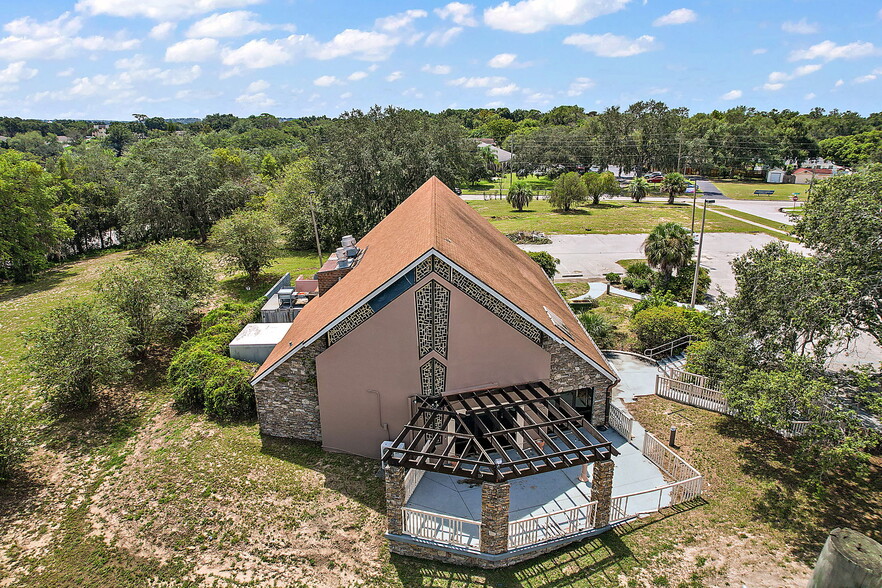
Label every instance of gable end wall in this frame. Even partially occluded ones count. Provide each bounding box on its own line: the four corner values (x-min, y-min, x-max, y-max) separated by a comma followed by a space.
542, 338, 611, 427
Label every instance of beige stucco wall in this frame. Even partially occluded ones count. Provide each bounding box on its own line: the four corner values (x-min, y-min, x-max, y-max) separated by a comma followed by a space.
315, 275, 551, 458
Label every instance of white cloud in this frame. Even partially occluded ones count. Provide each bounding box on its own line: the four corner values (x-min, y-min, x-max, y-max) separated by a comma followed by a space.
766, 63, 823, 84
422, 64, 451, 75
149, 22, 176, 40
246, 79, 269, 92
375, 9, 427, 32
563, 33, 658, 57
653, 8, 696, 27
487, 83, 518, 96
314, 29, 398, 60
525, 91, 552, 103
115, 54, 150, 70
762, 83, 784, 91
834, 79, 844, 87
313, 75, 338, 86
448, 76, 507, 88
804, 92, 816, 100
165, 38, 219, 62
340, 91, 352, 99
752, 48, 767, 55
176, 88, 221, 100
484, 0, 628, 34
348, 70, 368, 81
0, 61, 38, 88
721, 89, 742, 100
403, 87, 425, 99
435, 2, 478, 26
187, 11, 273, 38
855, 74, 877, 83
488, 53, 517, 68
566, 77, 594, 96
0, 12, 139, 60
220, 36, 310, 68
155, 65, 201, 85
781, 18, 819, 34
385, 71, 403, 81
789, 40, 878, 62
57, 67, 74, 77
75, 0, 262, 20
236, 91, 276, 108
424, 27, 462, 47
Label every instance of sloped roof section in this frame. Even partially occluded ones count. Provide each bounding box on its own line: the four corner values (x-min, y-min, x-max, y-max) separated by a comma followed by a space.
253, 176, 615, 382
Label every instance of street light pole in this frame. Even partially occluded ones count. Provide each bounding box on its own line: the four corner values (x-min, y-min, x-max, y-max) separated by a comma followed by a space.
690, 198, 715, 308
308, 190, 323, 268
690, 185, 698, 234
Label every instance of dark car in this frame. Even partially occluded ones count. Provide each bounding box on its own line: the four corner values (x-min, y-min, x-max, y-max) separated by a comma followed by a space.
453, 187, 462, 195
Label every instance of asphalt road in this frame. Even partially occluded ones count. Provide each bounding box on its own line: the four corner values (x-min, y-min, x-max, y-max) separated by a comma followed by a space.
519, 232, 810, 296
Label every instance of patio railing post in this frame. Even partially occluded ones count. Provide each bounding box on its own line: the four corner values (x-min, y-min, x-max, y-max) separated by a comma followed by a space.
480, 481, 510, 554
590, 459, 615, 528
385, 465, 406, 535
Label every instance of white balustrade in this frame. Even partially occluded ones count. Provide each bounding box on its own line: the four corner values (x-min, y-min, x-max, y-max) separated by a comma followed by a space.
401, 507, 481, 550
508, 502, 598, 550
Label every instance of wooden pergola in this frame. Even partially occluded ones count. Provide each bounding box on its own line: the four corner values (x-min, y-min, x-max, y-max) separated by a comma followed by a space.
384, 382, 618, 482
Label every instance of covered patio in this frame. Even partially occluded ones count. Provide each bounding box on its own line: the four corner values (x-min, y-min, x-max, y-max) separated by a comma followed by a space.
383, 383, 703, 567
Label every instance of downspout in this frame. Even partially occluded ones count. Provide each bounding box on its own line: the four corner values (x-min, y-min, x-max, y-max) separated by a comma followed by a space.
367, 389, 391, 441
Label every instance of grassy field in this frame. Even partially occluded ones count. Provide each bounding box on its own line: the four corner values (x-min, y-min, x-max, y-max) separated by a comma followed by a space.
2, 253, 881, 586
468, 198, 786, 237
462, 174, 555, 194
712, 180, 806, 201
708, 207, 798, 243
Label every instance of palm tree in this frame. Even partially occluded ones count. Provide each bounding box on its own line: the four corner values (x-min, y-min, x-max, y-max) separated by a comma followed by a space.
584, 171, 621, 205
661, 172, 689, 205
507, 180, 534, 211
578, 311, 616, 348
629, 177, 650, 203
643, 222, 695, 284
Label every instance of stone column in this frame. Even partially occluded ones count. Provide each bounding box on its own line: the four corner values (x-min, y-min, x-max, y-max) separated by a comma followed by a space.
385, 465, 406, 535
480, 481, 510, 555
591, 459, 615, 528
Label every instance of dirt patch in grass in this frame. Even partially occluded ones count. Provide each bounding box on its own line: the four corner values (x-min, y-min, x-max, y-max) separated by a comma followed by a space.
87, 403, 388, 587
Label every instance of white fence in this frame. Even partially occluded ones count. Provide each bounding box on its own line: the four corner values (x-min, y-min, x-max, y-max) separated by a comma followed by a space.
608, 403, 634, 440
402, 507, 481, 550
508, 502, 598, 550
610, 432, 703, 523
403, 468, 425, 503
656, 368, 730, 413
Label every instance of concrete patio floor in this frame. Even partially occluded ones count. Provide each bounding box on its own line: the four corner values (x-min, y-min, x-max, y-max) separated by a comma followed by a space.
404, 428, 670, 538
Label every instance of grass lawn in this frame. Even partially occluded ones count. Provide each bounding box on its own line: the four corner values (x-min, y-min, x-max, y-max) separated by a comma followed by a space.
2, 254, 881, 586
468, 198, 785, 237
462, 174, 554, 194
712, 180, 806, 201
708, 207, 797, 243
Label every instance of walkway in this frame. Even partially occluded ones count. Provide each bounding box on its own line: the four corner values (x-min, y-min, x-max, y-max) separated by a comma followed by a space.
570, 283, 707, 312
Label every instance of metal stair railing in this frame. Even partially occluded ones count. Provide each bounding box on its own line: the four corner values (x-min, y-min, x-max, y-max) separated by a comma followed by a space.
644, 335, 695, 359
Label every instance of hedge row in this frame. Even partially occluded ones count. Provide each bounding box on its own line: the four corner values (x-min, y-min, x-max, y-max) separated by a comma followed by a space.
168, 301, 262, 420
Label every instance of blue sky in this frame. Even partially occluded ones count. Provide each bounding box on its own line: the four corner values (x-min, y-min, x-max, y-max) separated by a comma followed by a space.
0, 0, 880, 120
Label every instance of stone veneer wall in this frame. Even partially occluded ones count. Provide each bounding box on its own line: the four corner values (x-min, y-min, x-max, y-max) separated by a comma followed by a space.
385, 465, 405, 535
253, 338, 327, 442
590, 459, 615, 528
542, 338, 613, 427
480, 482, 510, 555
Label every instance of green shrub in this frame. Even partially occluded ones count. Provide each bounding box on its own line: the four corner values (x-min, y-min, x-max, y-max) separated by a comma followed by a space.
578, 311, 616, 349
632, 306, 691, 350
169, 302, 259, 420
622, 275, 652, 294
604, 272, 621, 284
626, 261, 653, 279
664, 263, 711, 302
527, 251, 559, 279
631, 290, 676, 317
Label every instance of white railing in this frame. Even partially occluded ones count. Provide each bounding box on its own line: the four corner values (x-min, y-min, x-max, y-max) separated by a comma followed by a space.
508, 502, 598, 550
608, 403, 634, 440
403, 468, 425, 503
644, 335, 694, 359
642, 432, 702, 481
610, 475, 703, 523
656, 369, 731, 414
402, 507, 481, 550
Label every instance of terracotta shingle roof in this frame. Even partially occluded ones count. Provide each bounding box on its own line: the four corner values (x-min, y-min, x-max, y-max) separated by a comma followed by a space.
252, 177, 616, 382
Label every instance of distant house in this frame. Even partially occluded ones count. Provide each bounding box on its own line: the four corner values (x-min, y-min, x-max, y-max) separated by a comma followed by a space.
474, 139, 512, 167
792, 167, 836, 184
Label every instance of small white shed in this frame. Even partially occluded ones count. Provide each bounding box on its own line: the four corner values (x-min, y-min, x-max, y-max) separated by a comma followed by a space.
229, 323, 291, 364
766, 169, 786, 183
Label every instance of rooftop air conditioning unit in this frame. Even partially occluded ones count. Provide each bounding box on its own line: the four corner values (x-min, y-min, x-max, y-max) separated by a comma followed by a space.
345, 246, 358, 258
335, 247, 346, 259
278, 288, 295, 306
336, 258, 351, 269
341, 235, 356, 248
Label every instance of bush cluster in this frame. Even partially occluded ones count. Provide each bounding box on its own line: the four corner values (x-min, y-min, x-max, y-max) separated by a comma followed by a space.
168, 301, 262, 420
632, 305, 707, 351
620, 260, 710, 302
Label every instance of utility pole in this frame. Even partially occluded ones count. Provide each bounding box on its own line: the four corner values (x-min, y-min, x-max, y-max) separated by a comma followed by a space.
308, 190, 323, 268
690, 187, 698, 234
690, 198, 715, 308
677, 135, 682, 174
